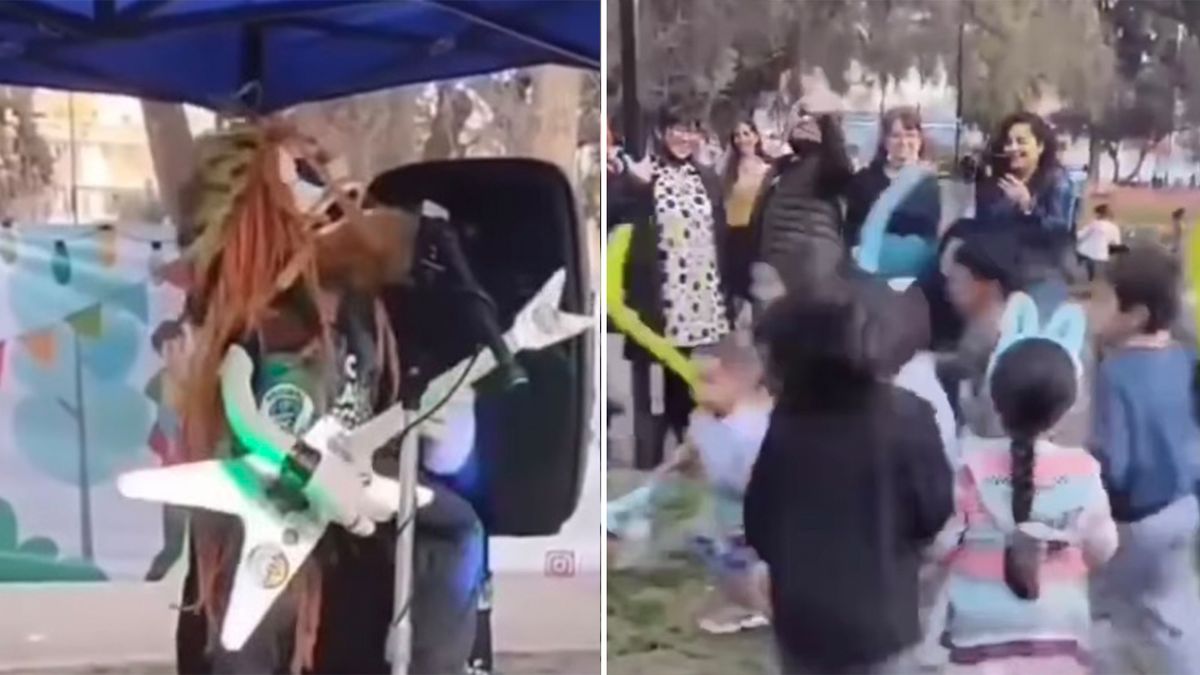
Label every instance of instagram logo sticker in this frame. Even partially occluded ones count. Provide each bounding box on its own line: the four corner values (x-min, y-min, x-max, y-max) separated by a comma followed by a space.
544, 550, 577, 578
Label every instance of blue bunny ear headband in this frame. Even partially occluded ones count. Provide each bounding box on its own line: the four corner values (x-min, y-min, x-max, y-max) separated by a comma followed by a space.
986, 291, 1087, 383
853, 164, 937, 284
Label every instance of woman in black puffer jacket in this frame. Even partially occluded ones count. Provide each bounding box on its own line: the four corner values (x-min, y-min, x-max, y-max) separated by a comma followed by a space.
748, 108, 853, 297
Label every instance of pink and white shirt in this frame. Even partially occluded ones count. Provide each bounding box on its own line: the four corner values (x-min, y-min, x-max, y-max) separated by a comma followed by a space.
930, 436, 1118, 666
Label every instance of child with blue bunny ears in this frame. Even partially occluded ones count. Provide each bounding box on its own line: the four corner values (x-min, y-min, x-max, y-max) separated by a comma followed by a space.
930, 292, 1118, 675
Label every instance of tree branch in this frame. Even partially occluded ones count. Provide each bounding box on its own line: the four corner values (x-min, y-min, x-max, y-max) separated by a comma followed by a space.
963, 1, 1007, 40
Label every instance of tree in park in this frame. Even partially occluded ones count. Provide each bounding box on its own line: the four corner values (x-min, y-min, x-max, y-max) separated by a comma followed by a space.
1053, 0, 1200, 183
607, 0, 1112, 143
0, 87, 55, 220
957, 0, 1114, 133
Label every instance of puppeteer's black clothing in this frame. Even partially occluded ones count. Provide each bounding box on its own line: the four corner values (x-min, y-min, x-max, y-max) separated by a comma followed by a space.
744, 386, 952, 671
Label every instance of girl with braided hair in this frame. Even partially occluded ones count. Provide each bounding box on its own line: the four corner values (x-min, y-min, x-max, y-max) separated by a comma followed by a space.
931, 293, 1117, 674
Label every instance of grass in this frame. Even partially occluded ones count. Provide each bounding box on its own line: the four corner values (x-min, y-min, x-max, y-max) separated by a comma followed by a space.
1087, 185, 1200, 243
607, 470, 774, 675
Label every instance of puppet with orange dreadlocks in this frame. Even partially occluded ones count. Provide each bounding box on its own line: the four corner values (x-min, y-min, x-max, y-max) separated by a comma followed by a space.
153, 118, 593, 675
171, 120, 434, 674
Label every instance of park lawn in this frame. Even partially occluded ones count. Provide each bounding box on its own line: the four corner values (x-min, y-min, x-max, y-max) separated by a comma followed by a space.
1088, 185, 1200, 234
606, 466, 1181, 675
607, 470, 774, 675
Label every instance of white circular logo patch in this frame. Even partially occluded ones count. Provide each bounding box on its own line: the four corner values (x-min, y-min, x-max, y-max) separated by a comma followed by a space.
261, 383, 315, 435
246, 544, 290, 589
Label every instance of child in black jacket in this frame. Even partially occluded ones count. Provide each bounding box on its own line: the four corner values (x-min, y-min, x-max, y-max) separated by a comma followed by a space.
746, 284, 953, 674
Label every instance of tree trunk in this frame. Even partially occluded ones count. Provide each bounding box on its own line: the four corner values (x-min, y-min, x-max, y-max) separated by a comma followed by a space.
1087, 134, 1101, 182
1106, 143, 1121, 183
362, 89, 420, 176
422, 84, 473, 161
1122, 140, 1154, 183
523, 65, 584, 186
291, 88, 421, 180
140, 100, 194, 230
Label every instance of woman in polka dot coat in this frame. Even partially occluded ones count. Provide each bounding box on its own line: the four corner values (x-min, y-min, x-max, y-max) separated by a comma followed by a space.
610, 103, 736, 449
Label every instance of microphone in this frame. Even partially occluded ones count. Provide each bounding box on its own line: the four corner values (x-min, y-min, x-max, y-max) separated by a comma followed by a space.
419, 200, 529, 391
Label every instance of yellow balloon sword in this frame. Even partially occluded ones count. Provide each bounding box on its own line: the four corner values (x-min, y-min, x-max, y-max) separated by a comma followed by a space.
606, 223, 699, 391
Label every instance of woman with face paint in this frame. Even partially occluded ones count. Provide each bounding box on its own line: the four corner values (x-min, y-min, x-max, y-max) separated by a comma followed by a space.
610, 103, 734, 456
977, 112, 1075, 233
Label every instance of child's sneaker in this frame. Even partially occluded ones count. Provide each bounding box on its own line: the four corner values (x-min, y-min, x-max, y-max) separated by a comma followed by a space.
696, 603, 769, 635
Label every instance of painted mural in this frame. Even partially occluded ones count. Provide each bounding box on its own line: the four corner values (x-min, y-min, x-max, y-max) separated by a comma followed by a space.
0, 223, 184, 582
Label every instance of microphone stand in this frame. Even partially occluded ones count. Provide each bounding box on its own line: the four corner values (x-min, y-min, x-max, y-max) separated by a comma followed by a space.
389, 201, 524, 674
387, 375, 422, 675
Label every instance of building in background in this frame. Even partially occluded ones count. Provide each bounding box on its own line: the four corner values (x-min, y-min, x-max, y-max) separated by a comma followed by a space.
20, 90, 213, 224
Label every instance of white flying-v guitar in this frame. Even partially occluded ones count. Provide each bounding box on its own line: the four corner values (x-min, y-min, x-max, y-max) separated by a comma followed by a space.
117, 269, 591, 651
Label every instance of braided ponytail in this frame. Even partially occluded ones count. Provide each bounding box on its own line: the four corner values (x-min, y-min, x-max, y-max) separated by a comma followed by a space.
1004, 435, 1040, 600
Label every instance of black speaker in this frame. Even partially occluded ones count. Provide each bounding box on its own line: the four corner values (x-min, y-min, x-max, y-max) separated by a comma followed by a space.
369, 158, 592, 537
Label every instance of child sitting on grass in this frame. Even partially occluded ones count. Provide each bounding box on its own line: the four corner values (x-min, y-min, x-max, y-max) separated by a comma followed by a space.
606, 334, 772, 634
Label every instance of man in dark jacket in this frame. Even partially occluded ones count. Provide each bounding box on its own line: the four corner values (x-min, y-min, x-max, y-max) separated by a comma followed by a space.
749, 108, 854, 297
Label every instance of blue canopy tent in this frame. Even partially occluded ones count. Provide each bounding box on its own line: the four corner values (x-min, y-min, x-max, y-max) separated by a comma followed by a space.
0, 0, 599, 112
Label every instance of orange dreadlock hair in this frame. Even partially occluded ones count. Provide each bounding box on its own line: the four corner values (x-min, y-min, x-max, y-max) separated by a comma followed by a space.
179, 121, 329, 673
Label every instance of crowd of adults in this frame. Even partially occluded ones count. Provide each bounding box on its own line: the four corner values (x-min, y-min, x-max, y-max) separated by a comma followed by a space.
606, 100, 1200, 675
607, 102, 1085, 463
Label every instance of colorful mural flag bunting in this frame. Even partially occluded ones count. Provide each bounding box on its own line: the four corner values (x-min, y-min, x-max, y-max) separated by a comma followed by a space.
51, 241, 71, 285
98, 227, 118, 269
20, 329, 56, 367
147, 243, 163, 280
67, 304, 103, 339
111, 284, 149, 323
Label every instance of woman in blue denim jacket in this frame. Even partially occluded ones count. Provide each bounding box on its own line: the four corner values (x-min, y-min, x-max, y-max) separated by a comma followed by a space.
976, 112, 1075, 233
